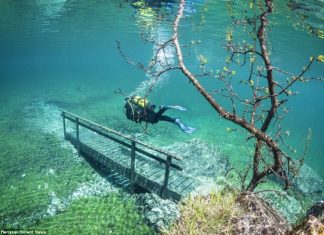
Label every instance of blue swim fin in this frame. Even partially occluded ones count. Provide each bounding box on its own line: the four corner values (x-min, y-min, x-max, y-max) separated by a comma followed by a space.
160, 105, 187, 111
175, 118, 196, 134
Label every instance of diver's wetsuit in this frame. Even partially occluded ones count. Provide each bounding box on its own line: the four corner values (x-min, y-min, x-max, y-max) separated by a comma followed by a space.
145, 106, 175, 123
124, 96, 196, 133
124, 100, 174, 124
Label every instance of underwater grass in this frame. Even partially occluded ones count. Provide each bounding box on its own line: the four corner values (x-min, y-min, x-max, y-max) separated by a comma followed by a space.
0, 101, 154, 234
33, 194, 153, 235
167, 189, 242, 235
0, 104, 97, 227
0, 124, 93, 227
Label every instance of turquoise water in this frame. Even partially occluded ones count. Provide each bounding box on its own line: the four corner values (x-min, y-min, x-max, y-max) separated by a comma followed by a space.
0, 0, 323, 232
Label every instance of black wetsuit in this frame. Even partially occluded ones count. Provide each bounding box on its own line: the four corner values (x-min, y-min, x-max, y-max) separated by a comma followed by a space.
124, 100, 174, 124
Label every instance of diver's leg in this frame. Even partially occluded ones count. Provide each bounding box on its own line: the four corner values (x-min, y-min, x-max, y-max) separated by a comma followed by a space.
154, 105, 186, 121
153, 107, 168, 121
174, 118, 196, 134
160, 105, 187, 111
159, 115, 196, 134
159, 115, 175, 123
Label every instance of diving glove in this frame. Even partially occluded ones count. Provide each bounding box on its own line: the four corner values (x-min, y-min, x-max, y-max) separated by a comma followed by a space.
175, 118, 196, 134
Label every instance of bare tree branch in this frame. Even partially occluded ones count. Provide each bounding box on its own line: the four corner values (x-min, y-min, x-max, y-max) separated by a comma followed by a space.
119, 0, 323, 192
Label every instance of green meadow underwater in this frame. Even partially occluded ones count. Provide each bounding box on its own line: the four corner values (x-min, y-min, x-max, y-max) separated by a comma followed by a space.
0, 0, 323, 234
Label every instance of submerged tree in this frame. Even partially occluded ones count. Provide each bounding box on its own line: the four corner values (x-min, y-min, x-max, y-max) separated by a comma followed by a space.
119, 0, 323, 191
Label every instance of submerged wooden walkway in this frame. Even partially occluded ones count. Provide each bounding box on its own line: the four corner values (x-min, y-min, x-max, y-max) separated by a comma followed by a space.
61, 110, 199, 200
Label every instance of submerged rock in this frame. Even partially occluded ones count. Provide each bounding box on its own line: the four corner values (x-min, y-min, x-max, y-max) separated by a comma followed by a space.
46, 175, 116, 217
135, 193, 180, 232
292, 216, 324, 235
291, 201, 324, 234
307, 201, 324, 219
263, 164, 324, 224
47, 192, 68, 216
24, 99, 63, 137
231, 192, 290, 235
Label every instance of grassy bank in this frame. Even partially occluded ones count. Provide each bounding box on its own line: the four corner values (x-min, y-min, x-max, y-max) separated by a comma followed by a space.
167, 190, 242, 235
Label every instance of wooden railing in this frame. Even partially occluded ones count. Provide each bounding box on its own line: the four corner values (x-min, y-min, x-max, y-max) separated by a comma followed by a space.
61, 110, 182, 198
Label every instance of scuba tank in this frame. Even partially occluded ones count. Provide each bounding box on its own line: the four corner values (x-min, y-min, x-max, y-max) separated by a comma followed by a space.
124, 95, 157, 123
124, 95, 150, 123
130, 95, 149, 109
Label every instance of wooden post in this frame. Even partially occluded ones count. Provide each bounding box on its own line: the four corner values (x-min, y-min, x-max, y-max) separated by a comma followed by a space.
130, 141, 136, 191
62, 112, 66, 139
161, 155, 172, 198
76, 118, 80, 155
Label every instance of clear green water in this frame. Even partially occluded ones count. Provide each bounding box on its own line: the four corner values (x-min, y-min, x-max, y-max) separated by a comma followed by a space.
0, 0, 323, 233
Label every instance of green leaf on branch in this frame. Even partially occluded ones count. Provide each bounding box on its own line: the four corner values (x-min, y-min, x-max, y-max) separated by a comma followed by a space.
264, 87, 269, 94
226, 30, 233, 42
190, 40, 201, 45
316, 29, 324, 39
317, 54, 324, 62
199, 55, 208, 65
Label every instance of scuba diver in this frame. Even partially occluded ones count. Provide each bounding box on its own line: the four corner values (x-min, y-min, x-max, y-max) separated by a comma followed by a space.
124, 95, 196, 134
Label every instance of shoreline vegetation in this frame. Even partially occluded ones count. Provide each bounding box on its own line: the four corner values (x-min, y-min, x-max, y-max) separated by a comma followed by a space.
166, 189, 323, 235
167, 189, 242, 235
